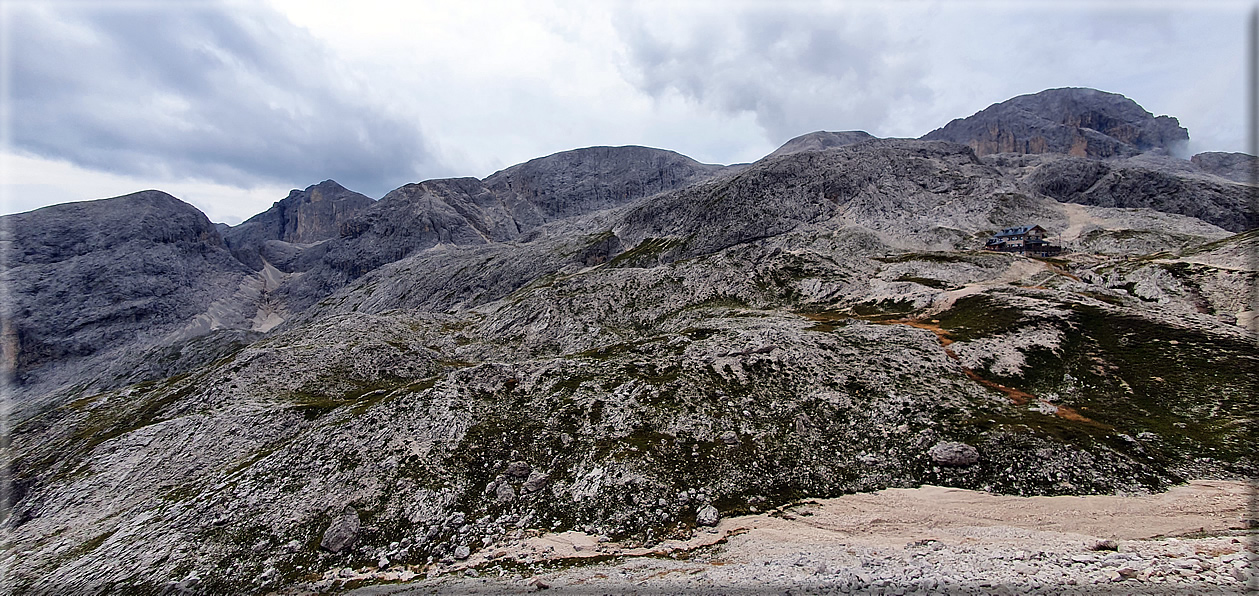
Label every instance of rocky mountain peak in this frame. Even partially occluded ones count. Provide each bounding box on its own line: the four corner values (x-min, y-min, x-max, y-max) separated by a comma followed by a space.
223, 179, 373, 269
922, 87, 1188, 158
482, 145, 726, 226
767, 130, 877, 158
1, 190, 250, 410
4, 190, 223, 265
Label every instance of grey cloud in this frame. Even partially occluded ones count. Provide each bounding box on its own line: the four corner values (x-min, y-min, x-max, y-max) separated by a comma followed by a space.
9, 3, 442, 198
615, 6, 933, 143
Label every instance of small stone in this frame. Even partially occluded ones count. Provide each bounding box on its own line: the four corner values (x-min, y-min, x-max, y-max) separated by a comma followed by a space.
377, 556, 390, 569
454, 545, 471, 560
696, 505, 720, 527
496, 482, 516, 502
719, 431, 740, 445
1091, 539, 1119, 551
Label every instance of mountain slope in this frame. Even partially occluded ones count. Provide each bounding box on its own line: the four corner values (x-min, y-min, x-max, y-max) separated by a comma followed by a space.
6, 189, 1252, 593
1000, 153, 1258, 232
1190, 151, 1257, 185
766, 130, 877, 158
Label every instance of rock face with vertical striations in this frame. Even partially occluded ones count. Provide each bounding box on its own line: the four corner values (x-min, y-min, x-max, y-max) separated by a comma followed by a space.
922, 87, 1188, 158
223, 179, 374, 271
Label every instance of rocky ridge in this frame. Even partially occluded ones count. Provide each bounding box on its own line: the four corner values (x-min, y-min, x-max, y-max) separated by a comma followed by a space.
278, 146, 726, 312
1190, 151, 1257, 185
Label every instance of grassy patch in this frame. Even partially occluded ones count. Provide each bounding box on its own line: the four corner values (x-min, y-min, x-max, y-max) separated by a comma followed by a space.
933, 295, 1025, 342
956, 302, 1256, 474
872, 252, 974, 264
75, 528, 117, 556
850, 298, 916, 319
606, 237, 686, 268
893, 275, 950, 289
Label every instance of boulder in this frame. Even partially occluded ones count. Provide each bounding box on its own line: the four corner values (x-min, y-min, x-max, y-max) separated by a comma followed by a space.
506, 461, 532, 478
522, 471, 550, 493
696, 505, 720, 527
928, 442, 980, 466
319, 507, 361, 553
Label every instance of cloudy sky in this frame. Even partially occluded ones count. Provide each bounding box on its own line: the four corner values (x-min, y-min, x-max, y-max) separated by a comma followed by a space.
2, 1, 1253, 224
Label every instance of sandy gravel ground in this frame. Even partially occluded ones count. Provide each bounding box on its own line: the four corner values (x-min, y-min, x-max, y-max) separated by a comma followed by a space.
315, 480, 1256, 595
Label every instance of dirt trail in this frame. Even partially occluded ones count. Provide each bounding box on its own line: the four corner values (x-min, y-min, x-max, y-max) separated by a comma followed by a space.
343, 480, 1256, 595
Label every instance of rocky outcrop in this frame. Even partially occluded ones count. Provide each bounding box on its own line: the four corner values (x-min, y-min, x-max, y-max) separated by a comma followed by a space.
223, 179, 373, 270
922, 88, 1188, 158
320, 508, 362, 553
1191, 151, 1257, 185
928, 442, 980, 466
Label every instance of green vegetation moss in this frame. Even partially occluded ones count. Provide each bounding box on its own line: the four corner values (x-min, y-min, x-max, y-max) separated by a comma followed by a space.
606, 237, 686, 268
955, 301, 1256, 476
934, 295, 1025, 341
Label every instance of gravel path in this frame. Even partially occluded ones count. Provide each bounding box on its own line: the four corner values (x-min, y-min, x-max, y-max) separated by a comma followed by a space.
319, 480, 1256, 595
